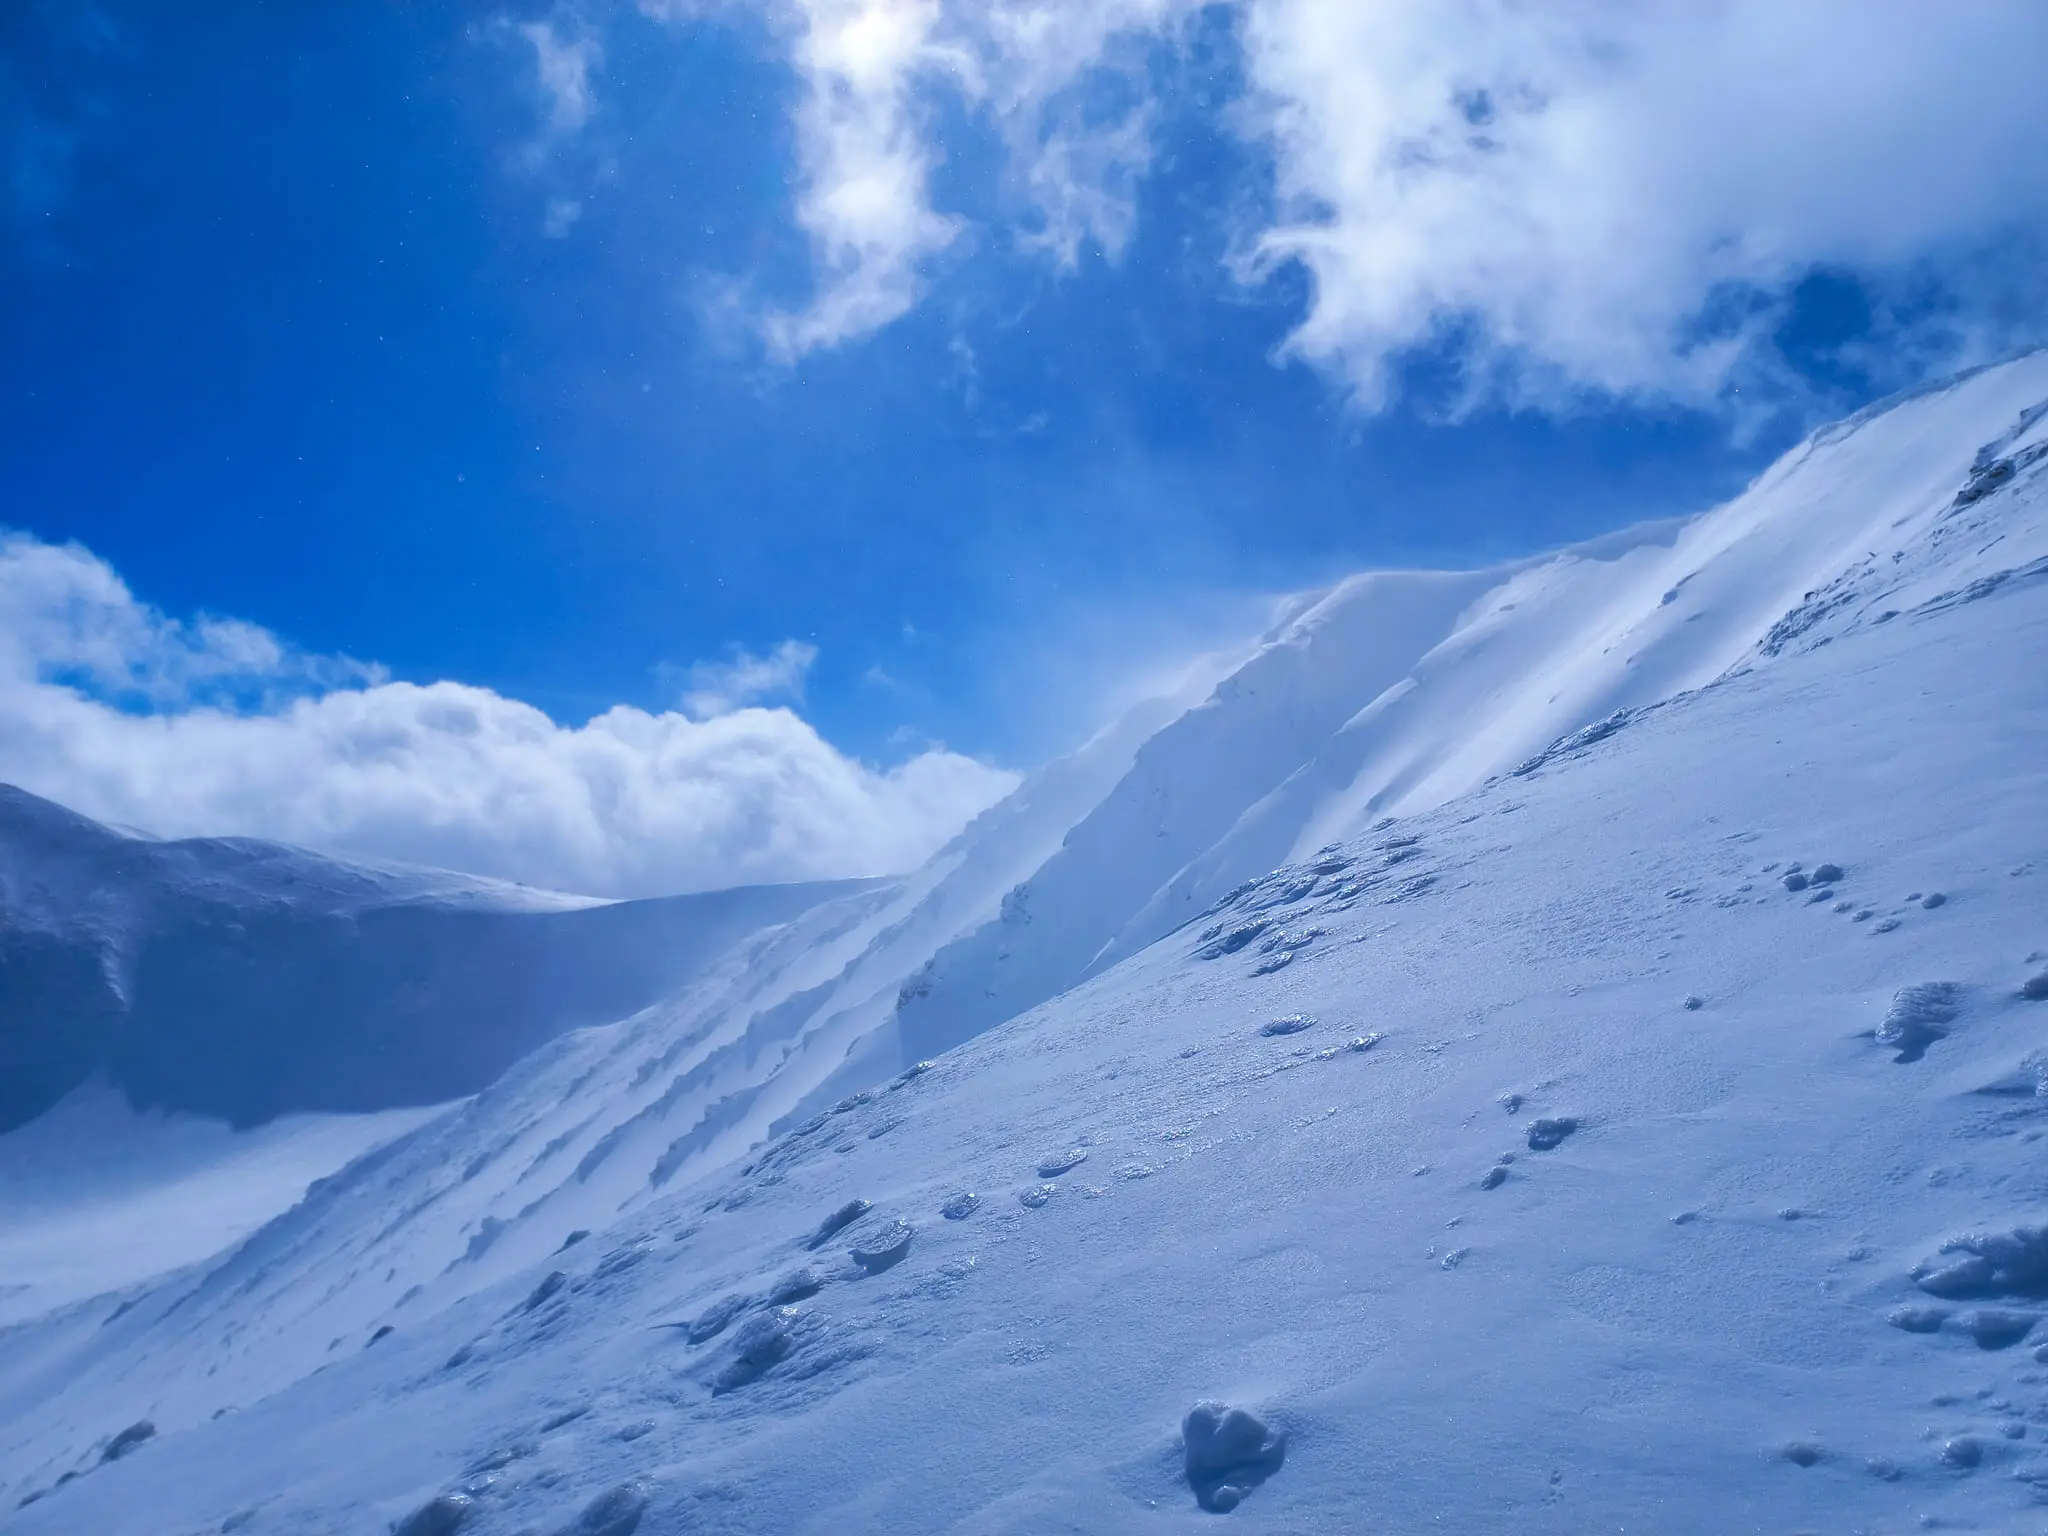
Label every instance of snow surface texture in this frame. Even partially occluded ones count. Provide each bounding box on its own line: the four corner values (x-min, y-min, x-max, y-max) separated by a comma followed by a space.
0, 784, 877, 1129
4, 353, 2048, 1529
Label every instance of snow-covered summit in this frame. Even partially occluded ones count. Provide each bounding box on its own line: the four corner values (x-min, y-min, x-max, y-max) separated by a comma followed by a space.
4, 351, 2048, 1531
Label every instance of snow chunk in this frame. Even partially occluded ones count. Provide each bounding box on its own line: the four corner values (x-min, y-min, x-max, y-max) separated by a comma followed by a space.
805, 1199, 871, 1250
1182, 1400, 1287, 1513
518, 1271, 568, 1315
850, 1219, 913, 1275
767, 1267, 825, 1305
562, 1480, 649, 1536
1941, 1436, 1984, 1470
1197, 918, 1272, 959
101, 1420, 156, 1463
394, 1493, 473, 1536
684, 1293, 749, 1345
1875, 983, 1962, 1063
1886, 1305, 1948, 1334
716, 1308, 800, 1392
1914, 1227, 2048, 1299
1259, 1014, 1316, 1038
1959, 1308, 2040, 1350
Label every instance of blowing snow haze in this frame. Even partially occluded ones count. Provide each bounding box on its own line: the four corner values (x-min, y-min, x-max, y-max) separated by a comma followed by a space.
3, 4, 2048, 1533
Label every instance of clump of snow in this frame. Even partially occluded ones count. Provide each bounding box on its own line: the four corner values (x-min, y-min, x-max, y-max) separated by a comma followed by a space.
805, 1199, 872, 1250
393, 1492, 473, 1536
1957, 1308, 2039, 1350
767, 1266, 826, 1305
1875, 982, 1963, 1063
682, 1293, 749, 1345
1914, 1227, 2048, 1299
99, 1422, 154, 1463
850, 1219, 914, 1274
716, 1309, 800, 1392
562, 1480, 649, 1536
1182, 1400, 1287, 1513
1259, 1013, 1317, 1037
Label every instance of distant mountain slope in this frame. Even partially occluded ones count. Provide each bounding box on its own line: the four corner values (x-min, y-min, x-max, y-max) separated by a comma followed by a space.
5, 353, 2048, 1532
0, 786, 881, 1129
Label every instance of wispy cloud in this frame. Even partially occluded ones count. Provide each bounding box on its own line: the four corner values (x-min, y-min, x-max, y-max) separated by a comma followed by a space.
499, 12, 607, 236
0, 533, 1015, 897
680, 638, 817, 718
760, 0, 962, 359
520, 17, 601, 137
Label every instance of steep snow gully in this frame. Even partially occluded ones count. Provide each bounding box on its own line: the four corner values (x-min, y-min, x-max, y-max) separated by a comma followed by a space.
3, 352, 2048, 1531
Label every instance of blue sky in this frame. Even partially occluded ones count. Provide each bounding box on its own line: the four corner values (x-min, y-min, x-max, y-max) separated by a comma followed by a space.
2, 1, 2045, 894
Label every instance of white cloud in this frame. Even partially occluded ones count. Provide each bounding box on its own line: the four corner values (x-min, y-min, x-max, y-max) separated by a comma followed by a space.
680, 638, 816, 718
1237, 0, 2048, 410
760, 0, 963, 358
521, 18, 601, 137
703, 0, 1180, 357
652, 0, 2048, 404
0, 530, 380, 708
0, 533, 1016, 898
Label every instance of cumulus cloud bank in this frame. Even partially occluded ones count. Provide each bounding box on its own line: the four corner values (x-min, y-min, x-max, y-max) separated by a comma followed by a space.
0, 532, 1017, 897
654, 0, 2048, 409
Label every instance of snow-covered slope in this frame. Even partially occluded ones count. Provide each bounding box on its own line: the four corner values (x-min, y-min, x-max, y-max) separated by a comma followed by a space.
0, 784, 877, 1130
0, 1091, 441, 1329
5, 352, 2048, 1531
899, 352, 2048, 1053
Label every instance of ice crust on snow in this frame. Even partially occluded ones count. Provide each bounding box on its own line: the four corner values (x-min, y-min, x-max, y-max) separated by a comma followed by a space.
5, 353, 2048, 1530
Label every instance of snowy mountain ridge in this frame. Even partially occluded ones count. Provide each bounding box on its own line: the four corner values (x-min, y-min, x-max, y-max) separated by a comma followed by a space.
898, 351, 2048, 1054
3, 350, 2048, 1531
0, 782, 879, 1132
